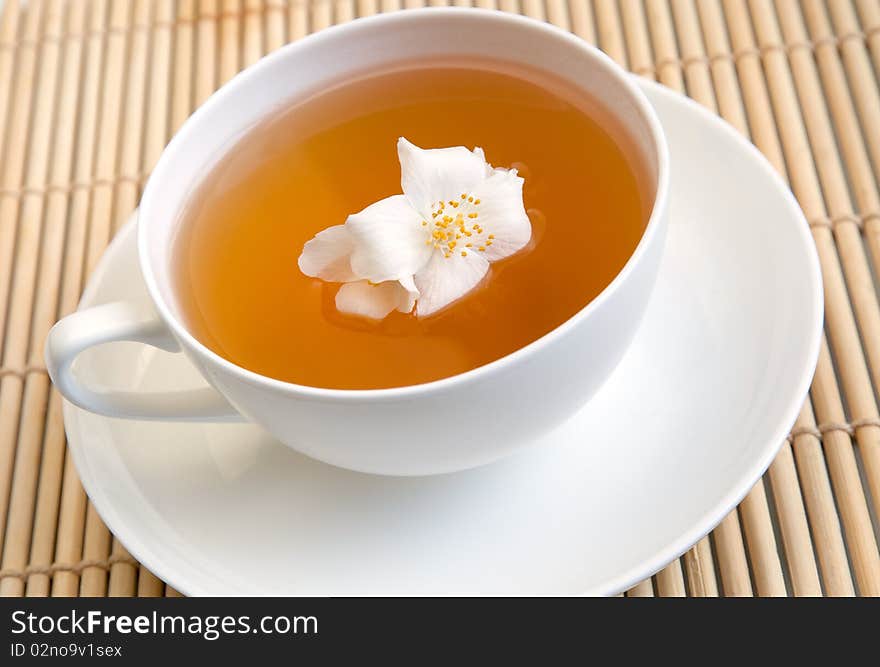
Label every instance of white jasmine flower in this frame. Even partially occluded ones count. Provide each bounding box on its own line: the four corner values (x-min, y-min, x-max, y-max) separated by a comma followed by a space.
298, 138, 531, 318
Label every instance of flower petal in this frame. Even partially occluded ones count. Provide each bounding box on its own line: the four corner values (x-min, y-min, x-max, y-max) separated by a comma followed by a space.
398, 137, 490, 215
335, 279, 418, 320
297, 224, 357, 281
414, 250, 489, 317
472, 169, 532, 261
396, 274, 419, 314
346, 194, 433, 283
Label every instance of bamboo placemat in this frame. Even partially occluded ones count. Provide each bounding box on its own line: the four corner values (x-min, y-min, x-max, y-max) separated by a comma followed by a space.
0, 0, 879, 597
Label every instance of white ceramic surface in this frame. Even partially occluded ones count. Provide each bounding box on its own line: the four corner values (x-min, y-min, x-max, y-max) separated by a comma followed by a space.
45, 9, 669, 476
62, 80, 822, 595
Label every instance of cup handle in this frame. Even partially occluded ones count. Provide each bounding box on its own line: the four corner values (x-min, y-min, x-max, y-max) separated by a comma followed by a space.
45, 301, 242, 421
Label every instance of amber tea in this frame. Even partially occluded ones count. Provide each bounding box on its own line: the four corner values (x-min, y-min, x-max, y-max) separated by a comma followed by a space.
173, 62, 647, 389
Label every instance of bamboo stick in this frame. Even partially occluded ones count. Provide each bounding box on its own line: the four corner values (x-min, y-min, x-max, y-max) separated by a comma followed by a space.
145, 0, 175, 171
171, 1, 195, 133
697, 0, 750, 134
496, 0, 518, 15
670, 0, 715, 104
645, 0, 684, 90
195, 1, 218, 107
452, 0, 471, 7
827, 0, 880, 199
473, 0, 494, 10
266, 0, 286, 49
0, 1, 20, 163
78, 0, 136, 598
358, 0, 379, 17
654, 559, 686, 597
0, 0, 45, 566
50, 0, 110, 599
790, 403, 855, 595
111, 0, 151, 238
220, 0, 241, 84
521, 0, 545, 21
0, 0, 64, 597
545, 0, 568, 30
593, 0, 628, 67
243, 0, 263, 66
720, 0, 786, 172
619, 0, 655, 79
626, 579, 654, 597
568, 0, 595, 44
854, 0, 880, 76
83, 0, 132, 277
766, 442, 822, 595
710, 517, 754, 596
735, 0, 880, 595
779, 0, 880, 534
290, 0, 308, 41
739, 480, 787, 595
682, 539, 719, 597
312, 0, 332, 30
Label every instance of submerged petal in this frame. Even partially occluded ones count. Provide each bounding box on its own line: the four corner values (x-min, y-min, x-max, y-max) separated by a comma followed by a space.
472, 169, 532, 262
398, 138, 490, 215
414, 250, 489, 317
335, 279, 419, 320
396, 274, 419, 314
297, 224, 357, 282
347, 194, 433, 283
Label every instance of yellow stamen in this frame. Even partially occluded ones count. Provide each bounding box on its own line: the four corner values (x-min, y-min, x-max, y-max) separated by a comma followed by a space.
461, 251, 467, 257
461, 193, 467, 199
478, 246, 486, 252
468, 213, 478, 219
468, 196, 474, 203
474, 199, 481, 205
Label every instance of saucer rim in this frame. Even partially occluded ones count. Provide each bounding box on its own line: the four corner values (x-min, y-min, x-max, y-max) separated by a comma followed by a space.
63, 79, 823, 596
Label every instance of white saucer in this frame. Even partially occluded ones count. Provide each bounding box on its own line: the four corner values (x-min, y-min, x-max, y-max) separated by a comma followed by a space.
63, 80, 822, 595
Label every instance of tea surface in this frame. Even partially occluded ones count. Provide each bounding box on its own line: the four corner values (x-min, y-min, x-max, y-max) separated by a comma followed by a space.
174, 64, 646, 389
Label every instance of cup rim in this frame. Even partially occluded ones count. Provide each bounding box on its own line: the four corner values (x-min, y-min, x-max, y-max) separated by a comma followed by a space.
139, 7, 670, 402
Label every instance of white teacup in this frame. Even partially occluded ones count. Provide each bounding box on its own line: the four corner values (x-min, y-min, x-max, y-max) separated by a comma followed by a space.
46, 8, 668, 476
